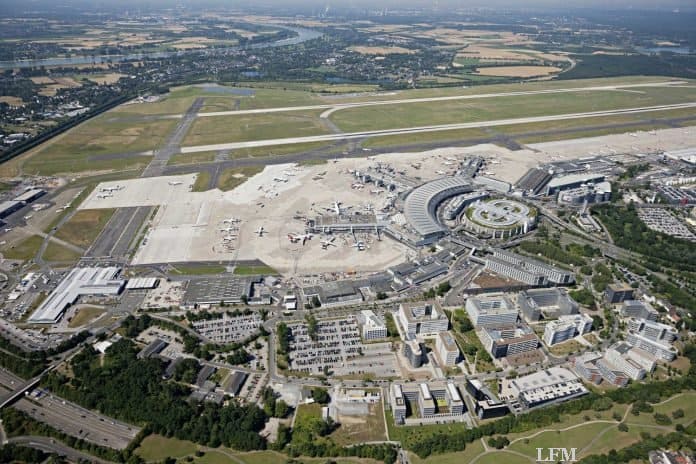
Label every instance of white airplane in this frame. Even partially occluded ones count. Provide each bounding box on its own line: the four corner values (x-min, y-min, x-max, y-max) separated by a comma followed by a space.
168, 181, 183, 186
446, 157, 457, 161
100, 186, 121, 193
352, 183, 364, 189
222, 235, 236, 242
288, 233, 312, 245
352, 241, 366, 251
370, 189, 383, 195
255, 227, 265, 237
219, 226, 238, 232
436, 170, 446, 175
273, 177, 288, 183
320, 237, 336, 249
443, 161, 454, 166
364, 203, 374, 212
97, 193, 112, 199
223, 217, 240, 224
629, 133, 638, 138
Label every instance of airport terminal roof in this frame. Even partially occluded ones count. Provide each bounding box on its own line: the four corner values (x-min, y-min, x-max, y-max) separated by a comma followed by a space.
404, 176, 472, 238
28, 267, 125, 324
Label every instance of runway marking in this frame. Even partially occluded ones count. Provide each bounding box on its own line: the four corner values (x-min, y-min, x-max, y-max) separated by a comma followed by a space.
179, 101, 696, 153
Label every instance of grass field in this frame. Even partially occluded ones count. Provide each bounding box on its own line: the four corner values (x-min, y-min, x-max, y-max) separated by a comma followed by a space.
408, 439, 485, 464
1, 235, 43, 261
217, 166, 263, 191
43, 241, 82, 263
233, 264, 277, 275
192, 172, 211, 192
54, 208, 115, 248
21, 115, 175, 175
548, 339, 586, 357
329, 401, 387, 446
183, 110, 329, 146
627, 392, 696, 426
135, 434, 198, 461
168, 151, 218, 165
171, 264, 228, 275
68, 306, 105, 328
329, 85, 696, 133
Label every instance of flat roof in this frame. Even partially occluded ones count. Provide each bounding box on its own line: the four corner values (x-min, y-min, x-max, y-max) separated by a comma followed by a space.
547, 173, 605, 189
29, 267, 124, 324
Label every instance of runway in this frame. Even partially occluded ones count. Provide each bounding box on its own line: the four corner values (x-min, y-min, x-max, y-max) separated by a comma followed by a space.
179, 101, 696, 153
187, 80, 687, 118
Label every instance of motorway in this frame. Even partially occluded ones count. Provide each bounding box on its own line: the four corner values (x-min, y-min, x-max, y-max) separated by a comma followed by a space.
180, 101, 696, 153
0, 368, 140, 451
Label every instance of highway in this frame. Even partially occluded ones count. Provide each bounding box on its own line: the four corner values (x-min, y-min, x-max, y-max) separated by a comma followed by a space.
180, 101, 696, 153
0, 368, 140, 451
8, 435, 116, 463
172, 80, 687, 119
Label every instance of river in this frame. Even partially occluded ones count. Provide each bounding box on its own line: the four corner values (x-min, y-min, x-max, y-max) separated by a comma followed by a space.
0, 26, 321, 70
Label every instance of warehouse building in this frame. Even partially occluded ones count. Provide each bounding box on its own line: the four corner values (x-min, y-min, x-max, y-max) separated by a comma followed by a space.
182, 276, 257, 307
28, 267, 125, 324
0, 200, 23, 219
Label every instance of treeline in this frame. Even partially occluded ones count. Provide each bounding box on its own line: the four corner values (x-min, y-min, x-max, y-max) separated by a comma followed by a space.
0, 444, 51, 463
518, 240, 586, 267
578, 431, 695, 464
41, 339, 269, 451
559, 54, 696, 80
593, 203, 696, 273
407, 342, 696, 458
0, 330, 90, 378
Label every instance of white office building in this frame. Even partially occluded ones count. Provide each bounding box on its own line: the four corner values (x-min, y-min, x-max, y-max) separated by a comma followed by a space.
398, 302, 448, 339
436, 331, 460, 366
465, 295, 518, 327
627, 332, 678, 361
542, 314, 592, 346
358, 310, 388, 340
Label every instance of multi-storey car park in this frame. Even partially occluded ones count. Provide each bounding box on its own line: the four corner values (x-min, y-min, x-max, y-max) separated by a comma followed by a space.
461, 198, 537, 239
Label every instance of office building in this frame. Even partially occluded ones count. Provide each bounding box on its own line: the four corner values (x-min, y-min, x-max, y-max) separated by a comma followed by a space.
398, 301, 448, 339
542, 314, 593, 346
621, 300, 659, 321
465, 379, 510, 419
488, 249, 575, 285
357, 310, 387, 341
481, 325, 538, 358
605, 283, 634, 304
436, 331, 460, 366
596, 359, 630, 387
403, 340, 424, 368
518, 288, 578, 322
605, 342, 650, 381
627, 332, 678, 361
507, 368, 588, 408
627, 318, 678, 343
465, 295, 518, 327
573, 352, 604, 384
390, 384, 407, 424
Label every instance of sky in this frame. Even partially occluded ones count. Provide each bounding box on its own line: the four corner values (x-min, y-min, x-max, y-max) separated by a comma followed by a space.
2, 0, 694, 11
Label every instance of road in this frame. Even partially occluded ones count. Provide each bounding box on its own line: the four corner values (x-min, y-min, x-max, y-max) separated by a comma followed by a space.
179, 101, 696, 153
8, 435, 116, 463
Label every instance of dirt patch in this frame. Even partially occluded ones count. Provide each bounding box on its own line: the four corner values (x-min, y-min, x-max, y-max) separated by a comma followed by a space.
0, 96, 24, 106
85, 73, 125, 85
475, 65, 562, 77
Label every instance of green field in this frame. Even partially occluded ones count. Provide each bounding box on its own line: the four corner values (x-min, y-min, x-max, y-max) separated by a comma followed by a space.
22, 115, 176, 175
626, 392, 696, 426
135, 434, 198, 461
171, 264, 228, 275
67, 306, 105, 328
54, 208, 115, 248
233, 264, 277, 276
329, 85, 696, 133
192, 171, 212, 192
183, 110, 329, 146
217, 166, 263, 191
409, 439, 485, 464
1, 235, 43, 261
43, 241, 82, 263
168, 151, 218, 165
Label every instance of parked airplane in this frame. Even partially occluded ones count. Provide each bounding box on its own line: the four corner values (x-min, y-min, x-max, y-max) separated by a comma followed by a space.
370, 189, 383, 195
168, 181, 183, 186
97, 193, 112, 199
255, 227, 265, 237
273, 177, 288, 183
320, 237, 336, 249
219, 226, 238, 232
100, 186, 121, 193
288, 233, 312, 245
223, 217, 240, 224
325, 200, 351, 215
352, 240, 366, 251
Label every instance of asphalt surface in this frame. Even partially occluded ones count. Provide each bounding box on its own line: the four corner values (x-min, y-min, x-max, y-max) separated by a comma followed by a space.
9, 435, 116, 463
0, 368, 140, 451
179, 101, 696, 153
85, 206, 149, 260
185, 80, 688, 118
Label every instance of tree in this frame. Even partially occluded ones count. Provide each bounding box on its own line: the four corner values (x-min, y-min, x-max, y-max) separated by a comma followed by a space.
274, 399, 290, 418
312, 387, 330, 404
